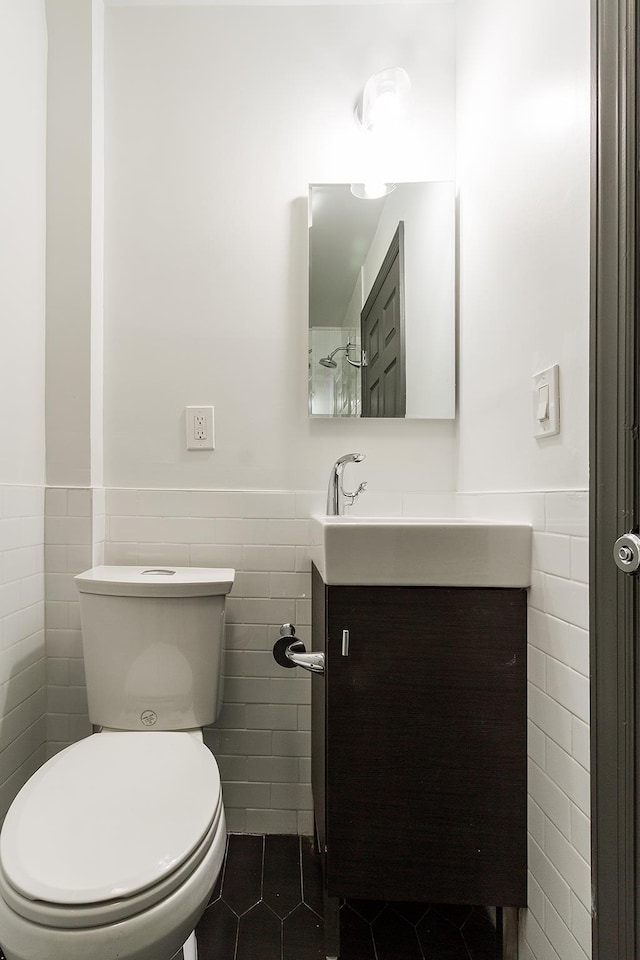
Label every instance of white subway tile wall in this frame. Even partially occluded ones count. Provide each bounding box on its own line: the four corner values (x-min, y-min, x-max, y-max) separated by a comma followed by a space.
44, 486, 591, 959
102, 489, 318, 835
45, 487, 94, 755
458, 491, 590, 960
0, 485, 47, 821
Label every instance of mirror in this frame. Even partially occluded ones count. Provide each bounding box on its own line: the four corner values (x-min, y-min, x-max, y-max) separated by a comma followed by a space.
308, 182, 456, 419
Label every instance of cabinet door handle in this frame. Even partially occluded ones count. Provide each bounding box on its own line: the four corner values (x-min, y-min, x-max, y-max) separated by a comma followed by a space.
342, 629, 350, 656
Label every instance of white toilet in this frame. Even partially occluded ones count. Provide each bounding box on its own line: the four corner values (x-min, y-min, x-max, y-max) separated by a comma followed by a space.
0, 564, 235, 960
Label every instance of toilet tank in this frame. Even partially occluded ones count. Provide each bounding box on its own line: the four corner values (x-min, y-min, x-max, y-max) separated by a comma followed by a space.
75, 566, 235, 731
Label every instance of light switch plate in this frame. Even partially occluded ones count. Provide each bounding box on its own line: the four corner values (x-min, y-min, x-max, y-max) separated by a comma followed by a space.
532, 365, 560, 438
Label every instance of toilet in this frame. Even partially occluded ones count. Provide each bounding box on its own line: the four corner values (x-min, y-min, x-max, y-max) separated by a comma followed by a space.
0, 565, 235, 960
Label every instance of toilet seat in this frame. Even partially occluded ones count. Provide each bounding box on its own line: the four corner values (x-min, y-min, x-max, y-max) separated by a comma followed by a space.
0, 732, 223, 929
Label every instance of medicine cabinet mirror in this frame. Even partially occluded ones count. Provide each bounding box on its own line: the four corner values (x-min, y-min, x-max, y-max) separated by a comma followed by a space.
308, 181, 456, 419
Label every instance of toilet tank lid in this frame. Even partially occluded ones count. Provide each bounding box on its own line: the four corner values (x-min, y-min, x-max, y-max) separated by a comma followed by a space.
75, 565, 235, 597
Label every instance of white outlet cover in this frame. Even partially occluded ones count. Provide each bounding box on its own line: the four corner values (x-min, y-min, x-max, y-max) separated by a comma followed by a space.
532, 365, 560, 439
186, 406, 214, 450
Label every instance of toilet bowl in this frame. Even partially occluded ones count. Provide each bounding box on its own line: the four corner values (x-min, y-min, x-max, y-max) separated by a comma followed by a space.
0, 565, 235, 960
0, 731, 226, 960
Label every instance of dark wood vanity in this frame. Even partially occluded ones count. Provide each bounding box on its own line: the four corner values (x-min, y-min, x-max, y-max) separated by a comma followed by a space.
311, 564, 527, 957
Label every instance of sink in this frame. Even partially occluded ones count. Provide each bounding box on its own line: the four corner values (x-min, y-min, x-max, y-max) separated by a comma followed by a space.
310, 515, 532, 587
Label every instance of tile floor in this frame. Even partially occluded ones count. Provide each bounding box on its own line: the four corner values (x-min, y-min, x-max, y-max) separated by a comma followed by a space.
196, 833, 498, 960
0, 834, 498, 960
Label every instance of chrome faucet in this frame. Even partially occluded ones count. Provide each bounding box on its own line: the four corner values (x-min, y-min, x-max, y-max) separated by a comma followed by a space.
326, 453, 367, 516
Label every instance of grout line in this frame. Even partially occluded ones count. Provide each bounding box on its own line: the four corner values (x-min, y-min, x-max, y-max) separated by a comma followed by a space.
370, 915, 380, 960
217, 832, 230, 904
232, 906, 240, 960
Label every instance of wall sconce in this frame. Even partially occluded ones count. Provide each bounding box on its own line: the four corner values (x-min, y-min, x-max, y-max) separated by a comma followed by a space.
351, 67, 411, 200
354, 67, 411, 134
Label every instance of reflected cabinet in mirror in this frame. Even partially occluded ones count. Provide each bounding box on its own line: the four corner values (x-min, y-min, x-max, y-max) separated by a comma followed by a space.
308, 182, 456, 419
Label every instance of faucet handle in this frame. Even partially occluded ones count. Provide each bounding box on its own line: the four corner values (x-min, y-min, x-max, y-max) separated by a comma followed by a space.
343, 480, 368, 509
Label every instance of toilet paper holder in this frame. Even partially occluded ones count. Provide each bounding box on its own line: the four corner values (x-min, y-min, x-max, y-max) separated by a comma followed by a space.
272, 623, 325, 675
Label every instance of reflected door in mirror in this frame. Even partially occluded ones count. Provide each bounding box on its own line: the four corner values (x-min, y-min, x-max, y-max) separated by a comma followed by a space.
361, 223, 406, 417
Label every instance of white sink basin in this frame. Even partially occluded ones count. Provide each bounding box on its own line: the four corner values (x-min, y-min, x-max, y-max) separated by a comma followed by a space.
310, 515, 532, 587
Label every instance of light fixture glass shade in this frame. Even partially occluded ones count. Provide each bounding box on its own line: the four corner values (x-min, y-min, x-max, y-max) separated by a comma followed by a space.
355, 67, 411, 133
350, 182, 397, 200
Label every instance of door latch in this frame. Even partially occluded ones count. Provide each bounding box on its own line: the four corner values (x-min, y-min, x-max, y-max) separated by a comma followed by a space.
613, 533, 640, 573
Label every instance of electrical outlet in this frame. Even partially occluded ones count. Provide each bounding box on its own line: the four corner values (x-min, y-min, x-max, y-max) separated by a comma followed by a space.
186, 406, 214, 450
194, 415, 206, 440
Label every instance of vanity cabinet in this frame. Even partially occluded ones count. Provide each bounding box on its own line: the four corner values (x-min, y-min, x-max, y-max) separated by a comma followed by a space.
311, 564, 528, 910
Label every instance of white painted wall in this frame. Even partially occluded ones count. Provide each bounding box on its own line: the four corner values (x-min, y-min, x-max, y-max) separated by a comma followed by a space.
0, 0, 47, 486
456, 0, 590, 495
45, 0, 104, 489
103, 3, 458, 495
45, 0, 93, 488
91, 0, 105, 488
0, 0, 48, 818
